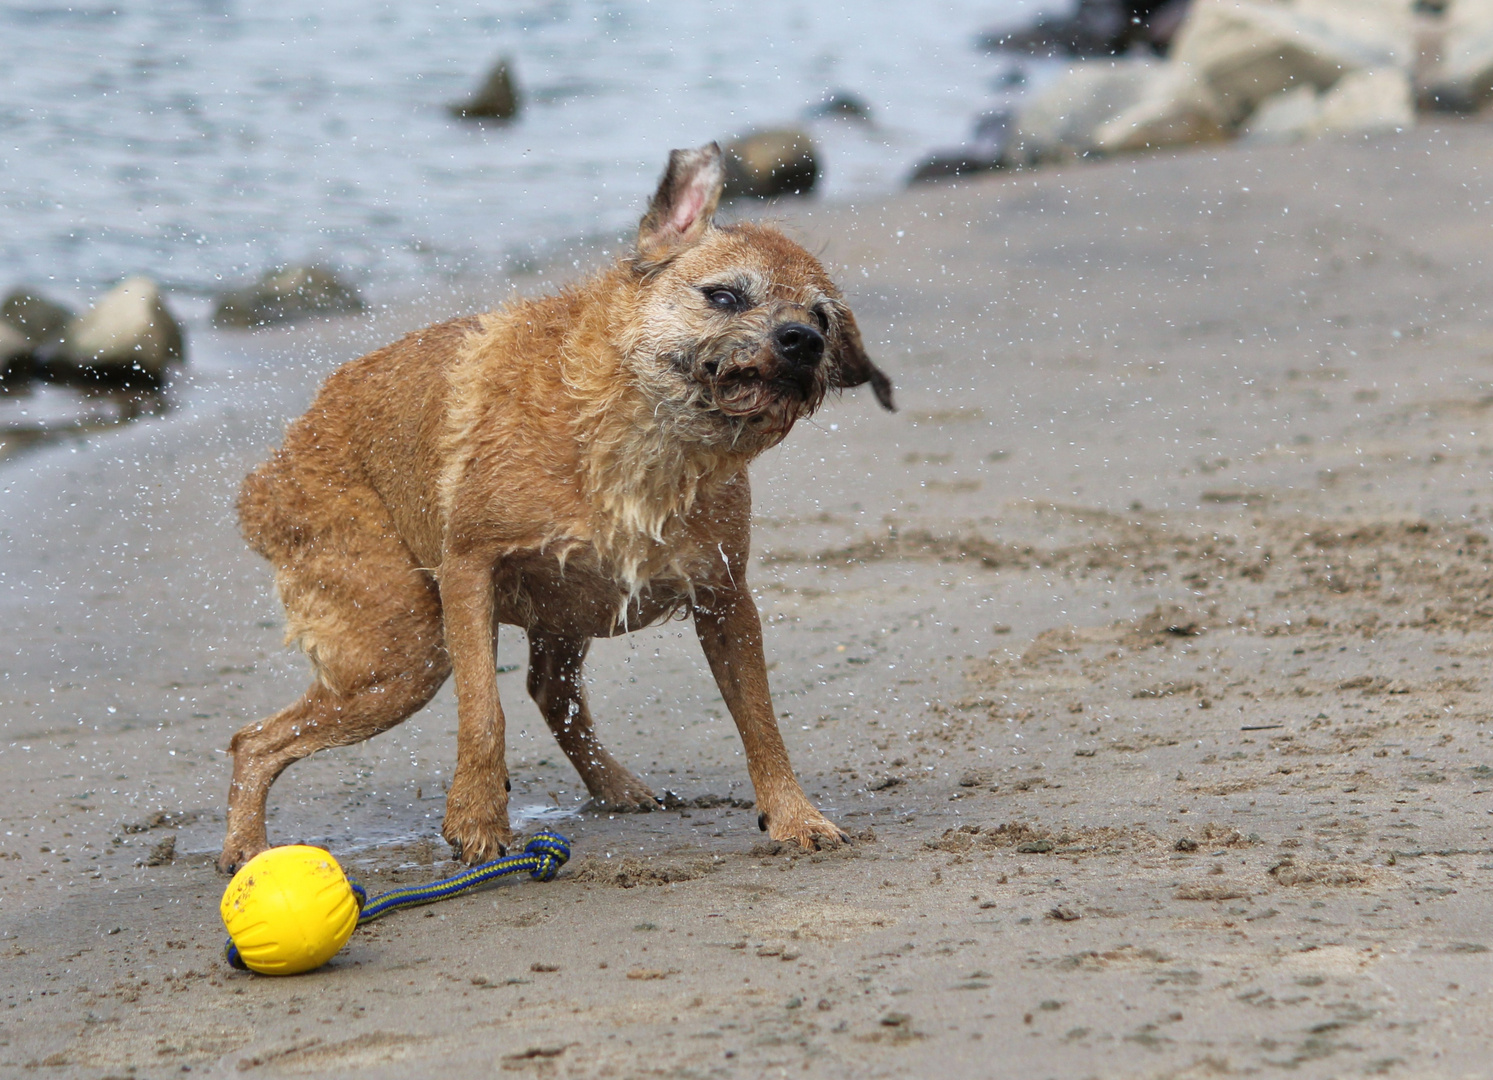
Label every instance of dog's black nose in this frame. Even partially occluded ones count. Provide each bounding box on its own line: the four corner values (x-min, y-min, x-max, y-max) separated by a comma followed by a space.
773, 322, 824, 367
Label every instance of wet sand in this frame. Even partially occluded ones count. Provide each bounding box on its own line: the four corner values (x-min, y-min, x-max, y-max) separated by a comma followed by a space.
3, 118, 1493, 1077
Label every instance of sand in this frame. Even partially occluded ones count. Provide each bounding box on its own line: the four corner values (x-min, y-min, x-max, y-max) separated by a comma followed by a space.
3, 117, 1493, 1078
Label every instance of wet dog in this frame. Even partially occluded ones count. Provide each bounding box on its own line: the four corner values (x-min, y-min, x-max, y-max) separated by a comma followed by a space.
220, 143, 895, 873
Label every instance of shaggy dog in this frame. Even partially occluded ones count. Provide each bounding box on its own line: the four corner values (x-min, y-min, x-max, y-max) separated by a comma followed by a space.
220, 143, 894, 873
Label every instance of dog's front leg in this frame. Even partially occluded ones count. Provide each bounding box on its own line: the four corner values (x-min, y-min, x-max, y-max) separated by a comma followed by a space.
694, 587, 847, 849
439, 551, 513, 862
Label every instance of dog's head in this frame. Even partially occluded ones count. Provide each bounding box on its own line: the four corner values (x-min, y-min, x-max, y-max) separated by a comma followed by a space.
625, 143, 894, 444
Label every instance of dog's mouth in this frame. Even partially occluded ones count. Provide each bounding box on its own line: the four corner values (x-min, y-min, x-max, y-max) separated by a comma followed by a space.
694, 350, 824, 435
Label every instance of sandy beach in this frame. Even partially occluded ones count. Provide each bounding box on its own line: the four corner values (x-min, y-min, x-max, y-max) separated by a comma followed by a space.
3, 117, 1493, 1077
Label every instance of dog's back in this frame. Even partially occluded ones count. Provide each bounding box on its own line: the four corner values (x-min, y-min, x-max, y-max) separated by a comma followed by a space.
237, 314, 479, 568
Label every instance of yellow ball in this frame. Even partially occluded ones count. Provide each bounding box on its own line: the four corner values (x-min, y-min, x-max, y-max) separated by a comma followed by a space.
220, 845, 360, 975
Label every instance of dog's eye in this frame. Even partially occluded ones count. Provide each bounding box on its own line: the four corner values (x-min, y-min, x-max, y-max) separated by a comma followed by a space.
703, 287, 741, 310
812, 306, 830, 332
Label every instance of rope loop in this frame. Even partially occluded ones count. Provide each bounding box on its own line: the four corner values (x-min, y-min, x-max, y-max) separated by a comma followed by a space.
523, 831, 570, 881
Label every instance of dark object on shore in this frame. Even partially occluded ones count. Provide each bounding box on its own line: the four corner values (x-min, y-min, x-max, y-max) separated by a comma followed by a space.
980, 0, 1190, 58
722, 130, 819, 199
214, 265, 365, 329
807, 91, 872, 122
2, 288, 72, 351
449, 57, 520, 121
908, 110, 1014, 185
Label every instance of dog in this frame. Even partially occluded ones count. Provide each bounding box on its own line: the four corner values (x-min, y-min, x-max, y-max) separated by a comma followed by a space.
219, 143, 895, 873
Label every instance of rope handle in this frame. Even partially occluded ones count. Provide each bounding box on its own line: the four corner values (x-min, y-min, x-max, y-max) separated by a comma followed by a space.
356, 830, 570, 924
224, 830, 570, 971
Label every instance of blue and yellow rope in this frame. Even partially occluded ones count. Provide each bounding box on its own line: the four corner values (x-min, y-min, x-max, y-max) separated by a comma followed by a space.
355, 830, 570, 923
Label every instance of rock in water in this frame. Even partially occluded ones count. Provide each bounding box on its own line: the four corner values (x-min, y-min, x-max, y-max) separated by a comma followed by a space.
908, 110, 1015, 183
213, 265, 365, 328
807, 91, 873, 121
60, 277, 183, 383
449, 58, 520, 121
2, 288, 72, 349
0, 321, 30, 378
979, 0, 1190, 58
723, 130, 819, 199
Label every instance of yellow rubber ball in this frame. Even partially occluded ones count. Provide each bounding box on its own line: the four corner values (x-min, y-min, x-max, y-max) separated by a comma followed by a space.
220, 845, 359, 975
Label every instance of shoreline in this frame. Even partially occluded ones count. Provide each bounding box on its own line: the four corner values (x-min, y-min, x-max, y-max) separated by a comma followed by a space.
3, 118, 1493, 1075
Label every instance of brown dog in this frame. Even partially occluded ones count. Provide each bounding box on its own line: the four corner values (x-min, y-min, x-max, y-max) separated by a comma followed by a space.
220, 143, 894, 873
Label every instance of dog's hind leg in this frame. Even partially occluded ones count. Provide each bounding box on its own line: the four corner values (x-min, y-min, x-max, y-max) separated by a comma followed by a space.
221, 498, 449, 874
527, 632, 661, 812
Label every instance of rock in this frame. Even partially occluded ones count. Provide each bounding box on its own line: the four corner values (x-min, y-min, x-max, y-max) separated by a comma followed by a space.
807, 91, 872, 121
213, 265, 365, 328
1317, 66, 1415, 131
909, 110, 1014, 183
1422, 0, 1493, 110
908, 154, 1000, 183
1242, 82, 1325, 139
2, 288, 72, 348
1091, 0, 1413, 154
722, 129, 818, 198
980, 0, 1190, 58
1092, 64, 1231, 152
59, 276, 183, 383
0, 321, 30, 377
449, 57, 520, 121
1006, 60, 1162, 163
1243, 67, 1413, 141
1170, 0, 1414, 127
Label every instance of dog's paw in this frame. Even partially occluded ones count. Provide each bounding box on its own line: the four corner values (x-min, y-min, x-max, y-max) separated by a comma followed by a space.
761, 804, 849, 851
443, 770, 514, 863
217, 838, 268, 877
581, 772, 661, 814
443, 819, 513, 865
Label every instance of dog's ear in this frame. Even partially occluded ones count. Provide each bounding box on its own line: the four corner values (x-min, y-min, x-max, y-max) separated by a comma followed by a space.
829, 307, 895, 411
635, 143, 725, 269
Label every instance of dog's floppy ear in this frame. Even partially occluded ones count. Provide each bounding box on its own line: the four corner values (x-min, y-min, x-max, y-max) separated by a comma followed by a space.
830, 307, 895, 411
636, 143, 725, 270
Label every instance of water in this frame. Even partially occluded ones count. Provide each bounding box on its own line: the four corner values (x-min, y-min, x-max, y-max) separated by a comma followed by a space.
0, 0, 1049, 310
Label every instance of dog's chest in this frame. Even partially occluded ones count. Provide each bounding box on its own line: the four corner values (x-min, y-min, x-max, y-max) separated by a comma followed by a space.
493, 539, 718, 637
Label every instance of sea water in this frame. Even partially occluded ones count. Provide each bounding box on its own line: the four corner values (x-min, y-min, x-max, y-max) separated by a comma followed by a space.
0, 0, 1044, 309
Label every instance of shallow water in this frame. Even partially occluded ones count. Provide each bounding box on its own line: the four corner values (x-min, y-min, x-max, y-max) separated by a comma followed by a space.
1, 0, 1043, 308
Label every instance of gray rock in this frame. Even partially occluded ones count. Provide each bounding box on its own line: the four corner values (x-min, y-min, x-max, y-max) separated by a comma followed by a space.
213, 265, 364, 329
723, 130, 819, 199
2, 289, 72, 348
59, 276, 183, 383
908, 111, 1014, 184
807, 91, 872, 121
449, 57, 520, 121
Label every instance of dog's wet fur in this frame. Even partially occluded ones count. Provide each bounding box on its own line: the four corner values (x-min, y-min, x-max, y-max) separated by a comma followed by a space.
220, 143, 894, 873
